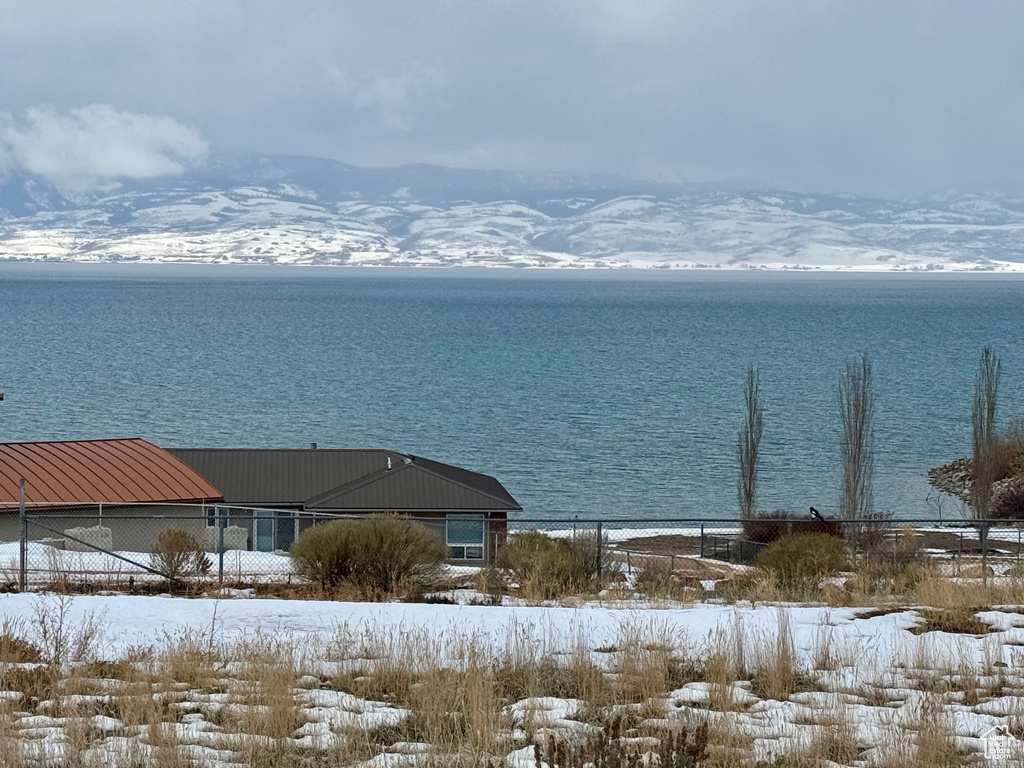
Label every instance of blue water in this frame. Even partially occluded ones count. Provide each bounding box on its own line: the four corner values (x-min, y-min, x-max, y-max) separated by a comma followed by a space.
1, 265, 1022, 521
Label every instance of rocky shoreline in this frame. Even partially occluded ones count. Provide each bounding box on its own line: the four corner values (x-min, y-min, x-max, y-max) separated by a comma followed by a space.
928, 456, 1024, 518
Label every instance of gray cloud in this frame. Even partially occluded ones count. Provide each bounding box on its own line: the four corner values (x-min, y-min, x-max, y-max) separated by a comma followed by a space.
1, 1, 1023, 195
1, 105, 207, 188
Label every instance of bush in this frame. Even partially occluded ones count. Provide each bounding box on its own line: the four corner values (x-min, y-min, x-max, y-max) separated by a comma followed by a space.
991, 483, 1024, 520
289, 514, 447, 591
754, 533, 849, 586
634, 558, 687, 599
991, 431, 1024, 483
150, 529, 211, 582
495, 531, 595, 599
743, 510, 843, 544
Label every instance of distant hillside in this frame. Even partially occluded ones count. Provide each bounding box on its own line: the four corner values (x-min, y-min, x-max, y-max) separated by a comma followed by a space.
2, 153, 1024, 269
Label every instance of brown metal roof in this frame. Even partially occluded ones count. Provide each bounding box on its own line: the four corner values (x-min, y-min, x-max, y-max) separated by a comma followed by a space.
169, 448, 392, 505
171, 448, 521, 511
305, 459, 521, 511
0, 438, 224, 506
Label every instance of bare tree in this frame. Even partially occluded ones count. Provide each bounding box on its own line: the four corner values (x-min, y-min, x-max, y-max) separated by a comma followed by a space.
839, 355, 874, 522
971, 346, 1000, 521
737, 365, 763, 520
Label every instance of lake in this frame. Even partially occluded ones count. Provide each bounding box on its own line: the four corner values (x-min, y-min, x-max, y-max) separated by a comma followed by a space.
1, 264, 1021, 521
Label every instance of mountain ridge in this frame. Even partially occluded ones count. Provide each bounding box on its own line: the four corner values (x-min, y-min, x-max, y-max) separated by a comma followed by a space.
2, 153, 1024, 270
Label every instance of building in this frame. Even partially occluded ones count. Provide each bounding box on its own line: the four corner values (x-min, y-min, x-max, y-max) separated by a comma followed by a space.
0, 439, 520, 563
170, 447, 520, 561
0, 437, 223, 546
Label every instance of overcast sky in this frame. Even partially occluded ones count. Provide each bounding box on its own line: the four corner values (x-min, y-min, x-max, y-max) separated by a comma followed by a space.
2, 1, 1024, 196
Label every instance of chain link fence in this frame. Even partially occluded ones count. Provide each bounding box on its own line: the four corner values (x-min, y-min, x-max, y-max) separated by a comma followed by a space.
0, 502, 1020, 590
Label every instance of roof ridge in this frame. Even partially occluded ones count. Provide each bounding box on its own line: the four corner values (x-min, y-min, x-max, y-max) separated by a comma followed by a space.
303, 457, 414, 507
0, 437, 147, 447
306, 456, 520, 511
406, 458, 522, 510
170, 447, 390, 453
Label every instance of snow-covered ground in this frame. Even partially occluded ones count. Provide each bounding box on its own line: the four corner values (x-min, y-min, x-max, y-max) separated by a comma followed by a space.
0, 593, 1023, 765
0, 592, 1013, 672
0, 542, 295, 585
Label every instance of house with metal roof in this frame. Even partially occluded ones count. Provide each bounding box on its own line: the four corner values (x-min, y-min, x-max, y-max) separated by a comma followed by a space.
0, 438, 222, 507
170, 447, 520, 561
0, 438, 224, 551
0, 439, 520, 563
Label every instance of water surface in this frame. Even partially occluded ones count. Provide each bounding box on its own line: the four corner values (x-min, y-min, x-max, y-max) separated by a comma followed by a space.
1, 265, 1020, 521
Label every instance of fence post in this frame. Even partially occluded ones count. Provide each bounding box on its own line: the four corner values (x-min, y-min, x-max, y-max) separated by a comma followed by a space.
980, 521, 989, 586
595, 522, 603, 585
218, 506, 226, 585
18, 478, 27, 592
700, 524, 705, 557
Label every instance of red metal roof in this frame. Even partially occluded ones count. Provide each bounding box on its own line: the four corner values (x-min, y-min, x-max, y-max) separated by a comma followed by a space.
0, 438, 224, 506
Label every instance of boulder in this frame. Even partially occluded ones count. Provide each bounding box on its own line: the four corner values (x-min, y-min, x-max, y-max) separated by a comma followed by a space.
929, 456, 1024, 518
205, 525, 249, 552
63, 525, 113, 552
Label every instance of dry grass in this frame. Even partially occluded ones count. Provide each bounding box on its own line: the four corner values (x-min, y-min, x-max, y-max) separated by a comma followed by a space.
3, 579, 1024, 766
873, 695, 969, 767
909, 608, 994, 636
749, 609, 813, 701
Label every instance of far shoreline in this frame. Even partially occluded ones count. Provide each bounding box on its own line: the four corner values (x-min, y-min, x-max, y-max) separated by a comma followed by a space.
3, 260, 1024, 282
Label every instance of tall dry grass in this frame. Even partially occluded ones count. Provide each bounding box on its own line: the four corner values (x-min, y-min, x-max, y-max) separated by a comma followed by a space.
0, 592, 1022, 765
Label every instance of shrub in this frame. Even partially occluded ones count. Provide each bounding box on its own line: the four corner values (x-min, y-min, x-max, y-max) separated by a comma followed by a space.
991, 431, 1023, 483
991, 483, 1024, 520
743, 510, 843, 544
0, 618, 41, 663
634, 558, 685, 599
495, 531, 595, 599
755, 533, 849, 586
289, 514, 447, 591
150, 529, 211, 582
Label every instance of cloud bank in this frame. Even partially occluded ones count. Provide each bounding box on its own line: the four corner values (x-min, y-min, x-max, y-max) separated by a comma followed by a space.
1, 105, 207, 188
2, 2, 1024, 195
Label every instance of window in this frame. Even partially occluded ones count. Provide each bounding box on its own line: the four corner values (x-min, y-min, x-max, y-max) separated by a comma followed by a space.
446, 515, 485, 560
207, 505, 231, 528
255, 509, 275, 552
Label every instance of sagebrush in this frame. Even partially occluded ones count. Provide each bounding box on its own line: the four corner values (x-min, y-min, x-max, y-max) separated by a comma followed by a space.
495, 531, 597, 599
754, 533, 849, 586
150, 529, 211, 582
289, 514, 447, 591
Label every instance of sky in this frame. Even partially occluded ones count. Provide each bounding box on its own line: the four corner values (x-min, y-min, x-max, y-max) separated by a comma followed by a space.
2, 0, 1024, 196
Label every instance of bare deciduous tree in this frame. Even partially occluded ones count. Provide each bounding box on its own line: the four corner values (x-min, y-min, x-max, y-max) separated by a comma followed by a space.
971, 346, 1000, 521
737, 365, 763, 520
839, 355, 874, 522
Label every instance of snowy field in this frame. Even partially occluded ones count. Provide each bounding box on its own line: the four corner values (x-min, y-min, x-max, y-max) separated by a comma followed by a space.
0, 593, 1022, 765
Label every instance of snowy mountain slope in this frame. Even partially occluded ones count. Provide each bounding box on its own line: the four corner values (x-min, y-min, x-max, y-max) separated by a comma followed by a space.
2, 154, 1024, 269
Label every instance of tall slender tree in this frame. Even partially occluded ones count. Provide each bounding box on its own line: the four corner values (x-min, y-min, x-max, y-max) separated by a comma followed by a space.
971, 346, 1000, 521
737, 365, 763, 520
839, 355, 874, 523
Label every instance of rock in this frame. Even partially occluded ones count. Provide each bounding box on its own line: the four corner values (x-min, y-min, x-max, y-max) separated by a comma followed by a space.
63, 525, 112, 552
929, 456, 1024, 518
928, 458, 973, 504
205, 524, 249, 552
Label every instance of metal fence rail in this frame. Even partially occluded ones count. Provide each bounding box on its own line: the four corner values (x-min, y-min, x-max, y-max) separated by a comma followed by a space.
0, 502, 1020, 590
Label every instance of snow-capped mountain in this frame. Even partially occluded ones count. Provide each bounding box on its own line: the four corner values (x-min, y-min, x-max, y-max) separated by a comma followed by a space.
2, 153, 1024, 270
